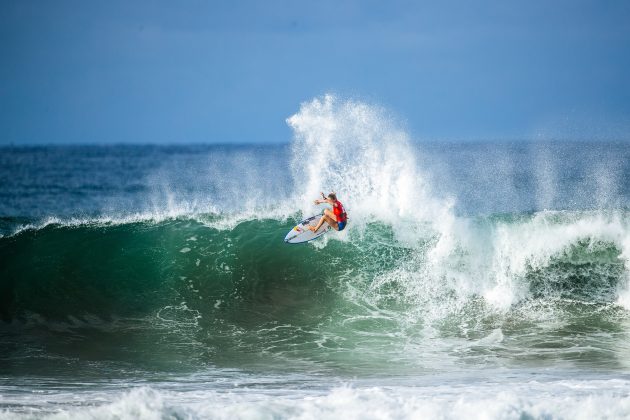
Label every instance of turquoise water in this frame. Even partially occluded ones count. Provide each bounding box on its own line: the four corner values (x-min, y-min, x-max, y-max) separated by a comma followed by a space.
1, 97, 630, 418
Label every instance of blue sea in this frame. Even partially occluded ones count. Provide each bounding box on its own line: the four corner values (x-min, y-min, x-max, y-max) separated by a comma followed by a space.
1, 96, 630, 419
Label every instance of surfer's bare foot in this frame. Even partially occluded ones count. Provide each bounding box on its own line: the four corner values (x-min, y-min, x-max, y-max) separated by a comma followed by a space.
308, 225, 317, 232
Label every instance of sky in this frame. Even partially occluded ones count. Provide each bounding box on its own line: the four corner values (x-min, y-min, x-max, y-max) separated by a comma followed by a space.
1, 0, 630, 144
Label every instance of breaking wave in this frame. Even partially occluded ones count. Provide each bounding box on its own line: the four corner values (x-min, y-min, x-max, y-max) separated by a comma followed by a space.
1, 95, 629, 373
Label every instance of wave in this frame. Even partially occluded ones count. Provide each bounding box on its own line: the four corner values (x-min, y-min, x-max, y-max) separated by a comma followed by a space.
1, 96, 629, 371
1, 210, 628, 323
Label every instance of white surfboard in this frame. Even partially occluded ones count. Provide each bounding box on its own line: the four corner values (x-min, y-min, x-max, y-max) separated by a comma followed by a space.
284, 215, 331, 244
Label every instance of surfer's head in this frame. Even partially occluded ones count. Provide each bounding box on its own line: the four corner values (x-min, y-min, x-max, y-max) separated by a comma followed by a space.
327, 192, 337, 201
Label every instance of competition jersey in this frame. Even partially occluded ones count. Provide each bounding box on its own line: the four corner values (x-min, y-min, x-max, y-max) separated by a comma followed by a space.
333, 201, 347, 223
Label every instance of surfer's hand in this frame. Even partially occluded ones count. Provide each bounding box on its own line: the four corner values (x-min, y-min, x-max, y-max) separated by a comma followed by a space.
314, 199, 320, 205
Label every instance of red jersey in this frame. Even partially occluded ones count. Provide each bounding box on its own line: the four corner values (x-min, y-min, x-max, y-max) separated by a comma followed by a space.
333, 201, 347, 222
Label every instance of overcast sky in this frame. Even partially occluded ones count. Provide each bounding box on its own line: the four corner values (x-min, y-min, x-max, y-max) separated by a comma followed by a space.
1, 0, 629, 144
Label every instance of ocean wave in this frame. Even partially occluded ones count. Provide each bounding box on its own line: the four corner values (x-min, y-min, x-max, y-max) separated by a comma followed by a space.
1, 209, 628, 324
2, 96, 629, 372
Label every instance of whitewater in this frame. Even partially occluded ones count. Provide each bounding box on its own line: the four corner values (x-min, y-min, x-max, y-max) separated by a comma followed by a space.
1, 95, 630, 419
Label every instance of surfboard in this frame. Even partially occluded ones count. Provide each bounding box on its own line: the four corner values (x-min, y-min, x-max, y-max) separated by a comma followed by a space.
284, 215, 331, 244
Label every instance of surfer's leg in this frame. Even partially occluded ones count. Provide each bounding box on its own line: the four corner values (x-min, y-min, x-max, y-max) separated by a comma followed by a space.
309, 214, 338, 232
322, 209, 340, 230
309, 216, 326, 232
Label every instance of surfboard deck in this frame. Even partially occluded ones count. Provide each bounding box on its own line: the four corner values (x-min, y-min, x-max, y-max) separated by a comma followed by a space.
284, 215, 331, 244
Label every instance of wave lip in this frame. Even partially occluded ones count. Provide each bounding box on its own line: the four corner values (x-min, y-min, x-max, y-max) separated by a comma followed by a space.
479, 210, 630, 309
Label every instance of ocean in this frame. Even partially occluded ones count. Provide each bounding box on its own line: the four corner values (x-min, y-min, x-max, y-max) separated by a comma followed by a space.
1, 96, 630, 419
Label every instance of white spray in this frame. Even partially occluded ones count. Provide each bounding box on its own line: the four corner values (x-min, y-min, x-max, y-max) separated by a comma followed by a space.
286, 95, 630, 319
287, 94, 455, 246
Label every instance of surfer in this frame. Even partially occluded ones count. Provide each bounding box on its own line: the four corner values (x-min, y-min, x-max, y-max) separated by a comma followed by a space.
308, 192, 347, 232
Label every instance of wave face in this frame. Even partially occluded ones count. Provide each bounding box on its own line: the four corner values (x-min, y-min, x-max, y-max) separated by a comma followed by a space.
1, 96, 630, 377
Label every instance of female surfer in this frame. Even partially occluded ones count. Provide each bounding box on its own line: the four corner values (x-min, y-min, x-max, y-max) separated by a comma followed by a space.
308, 192, 347, 232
